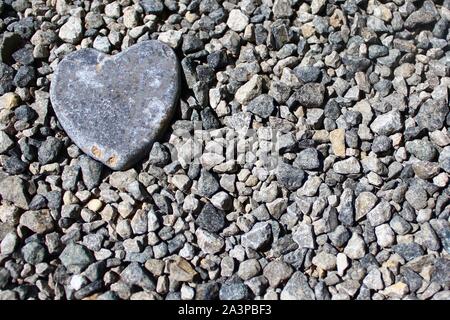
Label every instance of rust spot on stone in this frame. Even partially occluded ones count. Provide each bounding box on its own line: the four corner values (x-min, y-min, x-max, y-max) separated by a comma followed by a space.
95, 63, 102, 72
107, 155, 117, 166
91, 145, 102, 158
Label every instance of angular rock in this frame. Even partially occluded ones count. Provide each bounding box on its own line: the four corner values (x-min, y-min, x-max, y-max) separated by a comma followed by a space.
415, 99, 449, 132
276, 162, 305, 191
241, 222, 272, 251
333, 157, 361, 174
226, 9, 249, 32
196, 228, 224, 254
59, 16, 83, 44
79, 155, 103, 190
297, 83, 325, 108
292, 223, 315, 249
121, 262, 155, 290
263, 260, 293, 287
59, 243, 94, 272
355, 192, 378, 221
246, 94, 275, 119
330, 128, 346, 158
312, 252, 337, 271
0, 176, 29, 210
168, 256, 198, 282
367, 200, 392, 227
195, 203, 225, 233
280, 272, 315, 300
19, 210, 54, 234
370, 110, 403, 135
344, 233, 366, 260
295, 148, 321, 170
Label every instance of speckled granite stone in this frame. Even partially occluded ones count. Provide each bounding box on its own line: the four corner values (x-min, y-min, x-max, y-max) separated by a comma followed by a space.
50, 40, 180, 170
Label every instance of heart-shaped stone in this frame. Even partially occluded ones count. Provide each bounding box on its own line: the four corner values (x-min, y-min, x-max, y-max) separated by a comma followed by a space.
50, 40, 180, 170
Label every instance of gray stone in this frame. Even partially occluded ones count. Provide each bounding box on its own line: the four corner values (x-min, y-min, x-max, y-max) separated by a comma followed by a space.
405, 185, 428, 210
50, 40, 180, 170
0, 63, 15, 95
148, 142, 171, 166
280, 272, 315, 300
109, 169, 138, 191
38, 137, 63, 164
59, 16, 83, 44
0, 176, 29, 210
390, 215, 412, 235
338, 189, 355, 227
0, 131, 14, 154
372, 135, 392, 154
237, 259, 261, 281
370, 110, 403, 135
121, 262, 155, 291
367, 200, 392, 227
21, 241, 46, 265
431, 258, 450, 287
297, 83, 325, 108
415, 99, 448, 132
241, 222, 272, 251
219, 281, 250, 300
393, 243, 424, 261
246, 94, 275, 119
59, 243, 94, 272
404, 8, 437, 30
0, 232, 18, 255
276, 162, 305, 191
226, 9, 249, 32
197, 170, 220, 198
439, 146, 450, 173
363, 268, 383, 290
263, 260, 293, 287
333, 157, 361, 174
294, 65, 321, 83
20, 210, 54, 234
355, 192, 378, 221
93, 36, 111, 53
344, 233, 366, 260
416, 223, 440, 251
292, 223, 315, 249
375, 224, 395, 248
196, 228, 224, 254
405, 140, 437, 161
140, 0, 164, 14
195, 203, 225, 233
312, 252, 337, 271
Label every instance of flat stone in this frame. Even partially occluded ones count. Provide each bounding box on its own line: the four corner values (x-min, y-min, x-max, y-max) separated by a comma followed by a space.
50, 40, 180, 170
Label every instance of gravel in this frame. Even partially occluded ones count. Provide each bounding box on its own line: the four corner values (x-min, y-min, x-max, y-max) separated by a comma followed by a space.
0, 0, 449, 301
